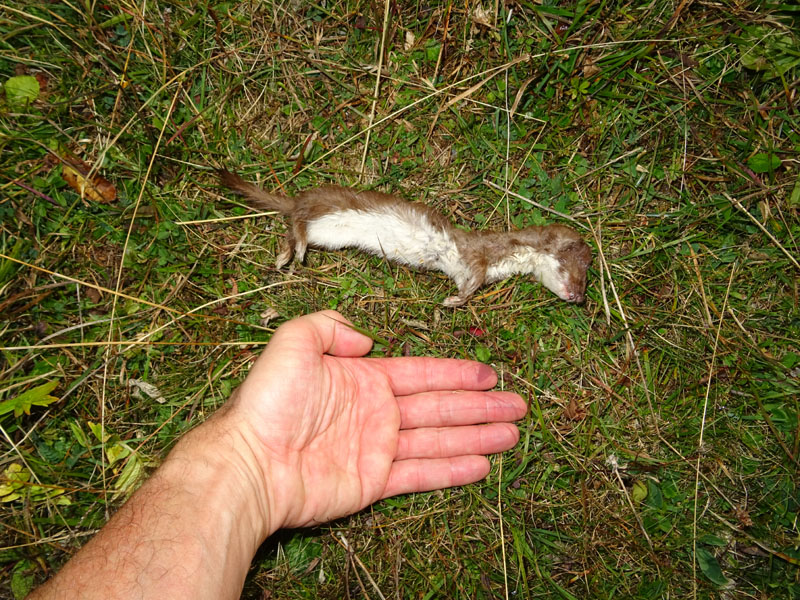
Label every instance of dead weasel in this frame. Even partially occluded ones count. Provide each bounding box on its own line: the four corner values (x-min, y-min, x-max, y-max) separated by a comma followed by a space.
218, 169, 592, 307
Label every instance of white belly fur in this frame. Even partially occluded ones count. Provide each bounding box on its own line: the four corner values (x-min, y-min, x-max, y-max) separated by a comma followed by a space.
305, 209, 471, 283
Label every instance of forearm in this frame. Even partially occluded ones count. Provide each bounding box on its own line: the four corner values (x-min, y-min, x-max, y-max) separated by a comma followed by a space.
29, 414, 273, 600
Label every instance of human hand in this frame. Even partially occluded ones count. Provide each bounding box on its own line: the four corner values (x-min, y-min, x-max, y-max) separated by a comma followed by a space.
26, 310, 527, 600
218, 310, 527, 536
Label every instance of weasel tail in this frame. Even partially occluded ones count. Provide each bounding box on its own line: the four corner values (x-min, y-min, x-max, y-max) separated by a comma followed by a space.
216, 169, 295, 214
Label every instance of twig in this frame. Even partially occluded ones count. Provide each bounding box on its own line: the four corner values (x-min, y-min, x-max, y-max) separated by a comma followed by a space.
587, 222, 634, 357
593, 220, 612, 325
0, 253, 182, 315
725, 193, 800, 272
118, 280, 300, 353
0, 340, 272, 351
101, 82, 183, 514
692, 263, 736, 599
566, 147, 645, 185
336, 533, 387, 600
359, 0, 391, 182
6, 177, 60, 207
711, 509, 800, 566
0, 253, 282, 336
176, 210, 279, 225
289, 38, 693, 185
588, 220, 662, 446
607, 454, 655, 553
688, 245, 713, 327
752, 389, 800, 468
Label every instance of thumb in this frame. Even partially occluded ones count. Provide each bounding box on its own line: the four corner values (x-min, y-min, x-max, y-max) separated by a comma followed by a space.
269, 310, 374, 357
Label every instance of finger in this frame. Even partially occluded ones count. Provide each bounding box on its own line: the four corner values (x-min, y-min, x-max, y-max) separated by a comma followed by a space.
369, 357, 497, 395
382, 456, 491, 497
271, 310, 373, 357
398, 391, 526, 429
396, 423, 520, 460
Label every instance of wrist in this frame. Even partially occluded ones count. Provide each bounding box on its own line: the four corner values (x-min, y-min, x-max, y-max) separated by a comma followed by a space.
167, 409, 279, 547
29, 406, 281, 600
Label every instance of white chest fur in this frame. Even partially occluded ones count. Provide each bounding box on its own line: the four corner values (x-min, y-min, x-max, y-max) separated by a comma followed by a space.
486, 247, 559, 281
487, 249, 566, 299
305, 208, 473, 285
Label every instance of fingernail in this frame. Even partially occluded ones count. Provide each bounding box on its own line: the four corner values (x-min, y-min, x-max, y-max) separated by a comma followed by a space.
474, 363, 496, 384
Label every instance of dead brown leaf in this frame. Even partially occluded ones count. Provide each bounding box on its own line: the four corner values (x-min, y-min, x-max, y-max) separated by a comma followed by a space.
471, 5, 493, 28
61, 156, 116, 203
34, 72, 48, 91
259, 307, 280, 327
84, 286, 102, 304
564, 397, 587, 421
734, 504, 753, 527
583, 57, 600, 78
404, 30, 416, 51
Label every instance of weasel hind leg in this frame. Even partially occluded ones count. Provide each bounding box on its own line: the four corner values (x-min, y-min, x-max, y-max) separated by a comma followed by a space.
275, 236, 295, 269
275, 222, 309, 269
291, 221, 309, 264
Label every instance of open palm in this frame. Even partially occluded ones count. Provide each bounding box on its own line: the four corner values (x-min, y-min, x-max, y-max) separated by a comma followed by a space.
231, 311, 527, 530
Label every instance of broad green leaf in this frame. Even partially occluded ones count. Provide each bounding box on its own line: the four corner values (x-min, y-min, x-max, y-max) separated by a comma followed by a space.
0, 463, 69, 505
4, 75, 39, 110
736, 25, 800, 79
35, 438, 65, 464
699, 534, 728, 547
646, 480, 663, 509
632, 480, 648, 502
11, 563, 34, 600
639, 579, 665, 599
106, 442, 131, 466
475, 345, 491, 362
696, 547, 733, 587
781, 352, 798, 369
123, 299, 141, 315
425, 42, 441, 63
88, 421, 111, 443
69, 420, 90, 448
0, 238, 26, 286
113, 452, 145, 499
790, 177, 800, 206
283, 533, 323, 572
0, 464, 29, 503
747, 153, 781, 173
0, 380, 60, 418
0, 488, 22, 502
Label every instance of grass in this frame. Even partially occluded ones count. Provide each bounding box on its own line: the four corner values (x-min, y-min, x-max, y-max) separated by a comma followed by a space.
1, 0, 799, 598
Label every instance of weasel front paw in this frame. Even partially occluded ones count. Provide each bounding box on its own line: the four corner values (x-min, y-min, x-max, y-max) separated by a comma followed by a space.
443, 295, 467, 307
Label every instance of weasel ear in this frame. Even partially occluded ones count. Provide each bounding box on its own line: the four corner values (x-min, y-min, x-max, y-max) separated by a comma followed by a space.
561, 240, 593, 264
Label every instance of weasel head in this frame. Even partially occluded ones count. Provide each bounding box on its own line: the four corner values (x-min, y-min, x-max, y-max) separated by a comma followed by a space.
516, 225, 592, 303
550, 236, 592, 303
